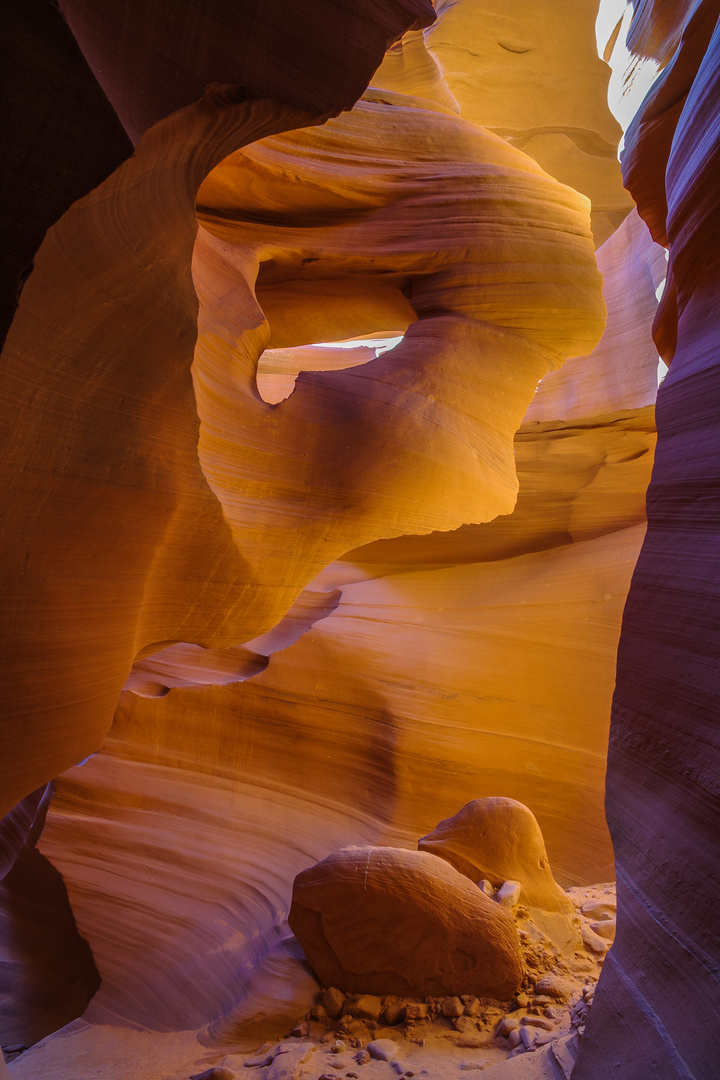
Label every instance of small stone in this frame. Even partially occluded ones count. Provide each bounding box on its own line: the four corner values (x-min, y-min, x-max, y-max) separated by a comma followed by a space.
454, 1016, 479, 1035
331, 1041, 348, 1054
347, 1074, 359, 1079
520, 1026, 536, 1050
515, 992, 529, 1008
544, 1006, 563, 1021
310, 1004, 328, 1022
533, 976, 573, 1001
500, 1017, 519, 1036
591, 918, 616, 940
463, 998, 482, 1017
243, 1051, 274, 1068
508, 1029, 522, 1049
355, 1051, 371, 1065
496, 880, 522, 908
383, 1001, 405, 1026
392, 1063, 414, 1076
324, 988, 346, 1019
571, 956, 596, 972
404, 1003, 429, 1022
582, 899, 616, 919
347, 995, 383, 1022
581, 924, 609, 954
441, 996, 464, 1018
478, 880, 496, 898
521, 1016, 554, 1031
367, 1039, 400, 1061
291, 1022, 309, 1037
534, 1033, 555, 1047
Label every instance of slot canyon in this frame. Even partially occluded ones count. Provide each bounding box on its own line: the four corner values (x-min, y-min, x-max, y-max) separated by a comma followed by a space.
2, 1, 719, 1077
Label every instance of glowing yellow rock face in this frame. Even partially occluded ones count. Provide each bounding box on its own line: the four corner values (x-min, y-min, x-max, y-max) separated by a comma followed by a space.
193, 92, 606, 632
416, 0, 635, 246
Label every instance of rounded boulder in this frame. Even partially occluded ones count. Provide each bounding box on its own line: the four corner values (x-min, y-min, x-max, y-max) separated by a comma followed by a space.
288, 846, 522, 1000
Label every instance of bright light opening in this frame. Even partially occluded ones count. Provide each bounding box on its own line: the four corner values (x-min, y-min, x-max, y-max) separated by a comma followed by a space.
256, 334, 405, 404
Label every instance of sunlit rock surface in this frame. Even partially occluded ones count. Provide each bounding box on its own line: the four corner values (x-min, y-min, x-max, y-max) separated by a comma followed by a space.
419, 0, 635, 245
0, 2, 436, 823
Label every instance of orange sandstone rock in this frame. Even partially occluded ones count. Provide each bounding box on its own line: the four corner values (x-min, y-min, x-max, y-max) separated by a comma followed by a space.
419, 798, 572, 913
288, 846, 523, 999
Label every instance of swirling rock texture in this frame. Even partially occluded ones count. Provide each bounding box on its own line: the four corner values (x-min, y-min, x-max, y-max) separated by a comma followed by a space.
419, 0, 636, 246
572, 1, 720, 1077
5, 0, 714, 1078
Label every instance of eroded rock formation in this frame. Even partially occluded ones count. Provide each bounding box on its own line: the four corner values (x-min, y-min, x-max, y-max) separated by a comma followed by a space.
4, 0, 719, 1077
419, 798, 572, 913
288, 846, 523, 999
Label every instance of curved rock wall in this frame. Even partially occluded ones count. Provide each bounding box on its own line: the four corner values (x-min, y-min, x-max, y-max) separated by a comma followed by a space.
574, 2, 720, 1076
6, 2, 709, 1075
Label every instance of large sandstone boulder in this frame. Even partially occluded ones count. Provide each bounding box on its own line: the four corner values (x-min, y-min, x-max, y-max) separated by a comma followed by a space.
288, 846, 523, 1000
419, 798, 572, 913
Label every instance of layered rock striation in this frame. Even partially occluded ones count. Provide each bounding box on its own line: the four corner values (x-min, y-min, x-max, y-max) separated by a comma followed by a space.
574, 2, 720, 1076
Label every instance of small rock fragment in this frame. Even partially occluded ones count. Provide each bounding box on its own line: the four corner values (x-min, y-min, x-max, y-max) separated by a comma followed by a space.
383, 1001, 405, 1025
590, 918, 616, 940
500, 1017, 519, 1036
324, 988, 346, 1019
521, 1016, 554, 1031
441, 996, 464, 1018
497, 880, 522, 908
581, 924, 609, 954
347, 995, 383, 1022
582, 899, 616, 919
520, 1026, 536, 1050
291, 1021, 309, 1037
533, 976, 573, 1001
463, 997, 481, 1017
453, 1016, 479, 1035
243, 1050, 274, 1068
478, 880, 495, 898
331, 1041, 348, 1054
266, 1044, 317, 1080
404, 1003, 428, 1022
355, 1050, 371, 1065
367, 1039, 400, 1061
392, 1062, 414, 1076
310, 1004, 328, 1022
508, 1029, 522, 1049
515, 992, 529, 1008
535, 1032, 555, 1047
